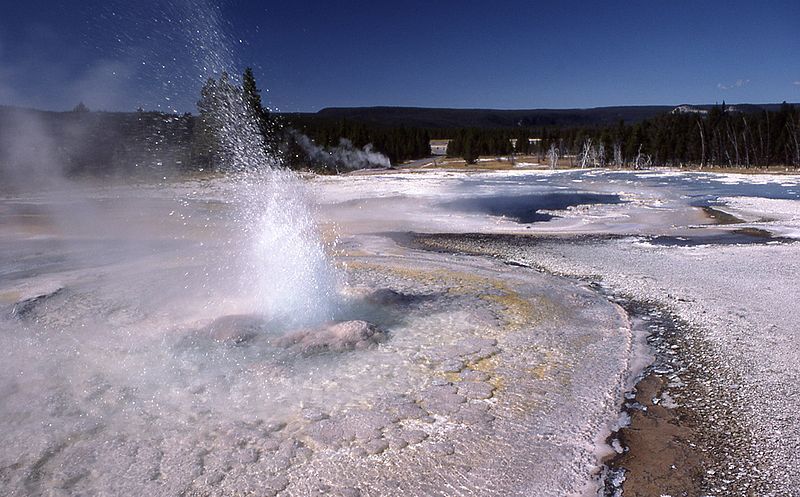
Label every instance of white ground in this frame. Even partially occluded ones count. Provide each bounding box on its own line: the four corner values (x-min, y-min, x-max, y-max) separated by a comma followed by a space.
513, 239, 800, 495
1, 168, 798, 496
0, 173, 633, 497
314, 167, 800, 495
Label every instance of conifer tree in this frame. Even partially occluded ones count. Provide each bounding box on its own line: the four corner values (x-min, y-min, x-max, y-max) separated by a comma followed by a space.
193, 78, 221, 168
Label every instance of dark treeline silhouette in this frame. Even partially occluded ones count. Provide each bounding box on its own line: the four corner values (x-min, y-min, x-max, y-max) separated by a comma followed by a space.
1, 69, 797, 178
283, 114, 431, 167
306, 105, 677, 128
441, 103, 800, 169
193, 70, 430, 171
193, 69, 276, 170
296, 103, 795, 129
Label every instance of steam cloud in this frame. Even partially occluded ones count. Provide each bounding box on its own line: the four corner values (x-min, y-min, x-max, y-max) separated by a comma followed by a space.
291, 131, 391, 171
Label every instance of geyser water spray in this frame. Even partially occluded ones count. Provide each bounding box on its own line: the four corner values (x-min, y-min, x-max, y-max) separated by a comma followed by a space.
182, 0, 342, 326
240, 168, 342, 326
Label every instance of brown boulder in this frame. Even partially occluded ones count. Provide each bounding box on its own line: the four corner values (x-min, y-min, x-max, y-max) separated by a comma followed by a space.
276, 320, 387, 354
201, 314, 267, 345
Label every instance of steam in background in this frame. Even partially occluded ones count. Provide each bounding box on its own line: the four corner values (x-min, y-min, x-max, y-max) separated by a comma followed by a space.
0, 109, 62, 191
291, 132, 391, 172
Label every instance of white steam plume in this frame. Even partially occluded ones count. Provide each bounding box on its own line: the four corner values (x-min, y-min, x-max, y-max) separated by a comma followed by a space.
292, 132, 391, 171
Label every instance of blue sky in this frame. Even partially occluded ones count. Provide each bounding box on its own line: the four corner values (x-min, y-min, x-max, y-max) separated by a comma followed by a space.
0, 0, 798, 112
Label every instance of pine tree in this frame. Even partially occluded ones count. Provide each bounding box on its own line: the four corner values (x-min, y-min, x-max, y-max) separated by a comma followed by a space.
192, 78, 222, 169
242, 67, 269, 135
463, 130, 479, 164
515, 133, 528, 155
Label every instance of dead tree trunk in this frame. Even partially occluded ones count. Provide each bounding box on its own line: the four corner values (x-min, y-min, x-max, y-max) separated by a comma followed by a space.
787, 115, 800, 168
547, 143, 559, 170
726, 121, 740, 167
696, 119, 706, 169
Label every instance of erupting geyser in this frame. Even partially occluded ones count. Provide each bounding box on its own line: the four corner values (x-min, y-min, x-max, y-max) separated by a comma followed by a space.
234, 142, 344, 326
183, 0, 343, 326
240, 168, 343, 327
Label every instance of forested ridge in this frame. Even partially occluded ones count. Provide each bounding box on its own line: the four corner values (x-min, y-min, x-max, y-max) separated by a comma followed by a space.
1, 68, 797, 177
443, 102, 800, 169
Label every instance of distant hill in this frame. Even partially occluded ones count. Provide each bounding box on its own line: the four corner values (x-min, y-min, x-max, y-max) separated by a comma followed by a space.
284, 103, 796, 129
2, 102, 796, 178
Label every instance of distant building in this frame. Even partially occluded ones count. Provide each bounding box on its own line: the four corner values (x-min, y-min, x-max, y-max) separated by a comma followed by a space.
672, 104, 741, 115
528, 138, 542, 146
510, 138, 542, 151
430, 139, 450, 156
672, 105, 709, 116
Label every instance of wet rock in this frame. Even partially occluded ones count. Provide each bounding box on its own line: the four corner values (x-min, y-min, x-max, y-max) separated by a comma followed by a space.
364, 288, 415, 306
349, 411, 397, 438
465, 345, 500, 363
204, 470, 225, 485
437, 360, 465, 373
305, 419, 355, 448
262, 475, 289, 497
460, 369, 491, 382
302, 407, 330, 422
419, 385, 467, 415
238, 448, 259, 464
294, 446, 314, 462
389, 438, 408, 450
375, 394, 427, 420
653, 364, 674, 375
259, 437, 282, 452
277, 438, 301, 459
277, 320, 387, 354
304, 409, 398, 451
271, 456, 291, 471
355, 428, 382, 441
200, 314, 267, 345
453, 406, 495, 425
401, 429, 428, 445
313, 483, 333, 495
46, 391, 81, 417
363, 439, 389, 455
430, 338, 499, 369
50, 445, 95, 490
11, 287, 64, 319
220, 423, 265, 446
430, 442, 455, 456
340, 487, 362, 497
263, 421, 286, 433
456, 381, 495, 400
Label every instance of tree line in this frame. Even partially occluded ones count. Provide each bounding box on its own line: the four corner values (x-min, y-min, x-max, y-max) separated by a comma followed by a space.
191, 69, 433, 172
444, 102, 800, 169
283, 115, 431, 167
3, 67, 797, 177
